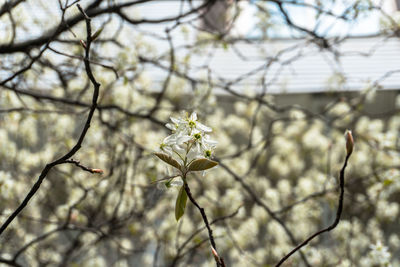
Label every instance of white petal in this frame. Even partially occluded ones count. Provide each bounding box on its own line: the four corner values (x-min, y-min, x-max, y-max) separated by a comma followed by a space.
205, 139, 218, 146
163, 146, 173, 155
197, 122, 212, 132
190, 112, 197, 121
177, 135, 192, 144
163, 135, 176, 145
170, 117, 181, 124
170, 180, 183, 187
166, 123, 176, 130
203, 135, 218, 146
173, 144, 185, 154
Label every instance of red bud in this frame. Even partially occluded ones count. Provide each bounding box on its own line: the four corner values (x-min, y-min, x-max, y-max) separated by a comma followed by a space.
345, 130, 354, 156
80, 40, 87, 49
92, 168, 104, 174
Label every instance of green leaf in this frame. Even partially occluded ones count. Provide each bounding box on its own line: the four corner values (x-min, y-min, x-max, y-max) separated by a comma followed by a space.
175, 186, 187, 221
154, 153, 181, 171
187, 158, 218, 172
165, 180, 172, 188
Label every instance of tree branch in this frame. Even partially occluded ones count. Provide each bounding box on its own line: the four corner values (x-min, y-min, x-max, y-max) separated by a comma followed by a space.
275, 153, 352, 266
0, 4, 101, 236
183, 180, 225, 267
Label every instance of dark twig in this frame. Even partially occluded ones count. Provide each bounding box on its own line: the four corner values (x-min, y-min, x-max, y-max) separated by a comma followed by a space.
0, 0, 215, 54
275, 153, 352, 266
0, 4, 100, 236
1, 84, 164, 127
219, 161, 311, 267
183, 179, 225, 267
0, 0, 25, 18
0, 258, 22, 267
170, 206, 241, 267
65, 159, 104, 174
48, 46, 119, 79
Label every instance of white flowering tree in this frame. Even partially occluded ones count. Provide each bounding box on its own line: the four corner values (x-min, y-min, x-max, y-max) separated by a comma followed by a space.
0, 1, 399, 266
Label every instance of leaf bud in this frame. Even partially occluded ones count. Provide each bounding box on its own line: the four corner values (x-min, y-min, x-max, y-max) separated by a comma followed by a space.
345, 130, 354, 156
91, 168, 104, 174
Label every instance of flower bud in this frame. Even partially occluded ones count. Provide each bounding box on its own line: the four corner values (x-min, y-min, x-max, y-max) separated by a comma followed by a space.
211, 246, 220, 261
91, 27, 103, 41
80, 40, 87, 49
91, 168, 104, 174
345, 130, 354, 156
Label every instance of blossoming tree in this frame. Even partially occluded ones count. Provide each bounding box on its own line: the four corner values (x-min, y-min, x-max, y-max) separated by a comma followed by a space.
0, 1, 399, 266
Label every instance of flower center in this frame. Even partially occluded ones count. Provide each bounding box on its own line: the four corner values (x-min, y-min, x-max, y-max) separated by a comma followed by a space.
188, 120, 196, 128
160, 143, 166, 150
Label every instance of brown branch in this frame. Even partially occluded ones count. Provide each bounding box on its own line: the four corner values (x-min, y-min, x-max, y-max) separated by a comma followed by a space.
170, 206, 241, 267
0, 0, 215, 54
218, 161, 311, 267
274, 189, 334, 215
0, 258, 21, 267
148, 28, 174, 116
1, 84, 165, 127
115, 0, 216, 26
275, 153, 352, 266
183, 180, 225, 267
0, 4, 100, 236
260, 1, 330, 48
65, 159, 104, 174
0, 0, 25, 18
48, 46, 119, 79
0, 37, 50, 86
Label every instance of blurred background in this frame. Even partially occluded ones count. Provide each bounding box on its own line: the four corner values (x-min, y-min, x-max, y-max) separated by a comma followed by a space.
0, 0, 399, 266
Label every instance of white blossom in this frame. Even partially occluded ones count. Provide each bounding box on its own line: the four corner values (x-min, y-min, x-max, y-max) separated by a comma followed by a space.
159, 111, 217, 163
369, 241, 392, 266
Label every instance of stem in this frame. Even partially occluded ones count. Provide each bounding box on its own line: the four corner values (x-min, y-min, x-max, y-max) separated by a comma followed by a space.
183, 176, 225, 267
173, 150, 185, 162
275, 153, 351, 266
0, 5, 100, 236
183, 141, 194, 167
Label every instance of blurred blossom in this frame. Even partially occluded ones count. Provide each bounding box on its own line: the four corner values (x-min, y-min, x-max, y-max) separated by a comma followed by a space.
289, 110, 306, 120
369, 241, 392, 266
1, 28, 400, 266
376, 200, 399, 221
329, 102, 351, 116
302, 126, 330, 151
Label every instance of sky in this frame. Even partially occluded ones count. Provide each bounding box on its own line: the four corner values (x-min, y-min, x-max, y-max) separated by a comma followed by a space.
233, 0, 383, 38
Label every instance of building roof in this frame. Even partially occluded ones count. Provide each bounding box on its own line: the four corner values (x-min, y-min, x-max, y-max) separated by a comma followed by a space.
144, 35, 400, 94
199, 36, 400, 94
130, 2, 400, 94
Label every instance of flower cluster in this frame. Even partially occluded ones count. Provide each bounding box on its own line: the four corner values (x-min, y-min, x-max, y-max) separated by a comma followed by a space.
155, 111, 218, 222
368, 241, 392, 266
160, 111, 217, 166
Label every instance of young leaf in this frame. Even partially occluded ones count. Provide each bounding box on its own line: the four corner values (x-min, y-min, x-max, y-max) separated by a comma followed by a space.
175, 186, 187, 221
91, 27, 104, 41
154, 152, 181, 171
187, 158, 218, 172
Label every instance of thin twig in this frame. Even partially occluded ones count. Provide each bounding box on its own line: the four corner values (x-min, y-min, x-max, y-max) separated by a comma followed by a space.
65, 159, 104, 174
275, 153, 352, 266
0, 4, 100, 236
183, 179, 225, 267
